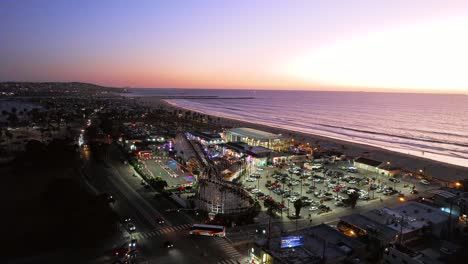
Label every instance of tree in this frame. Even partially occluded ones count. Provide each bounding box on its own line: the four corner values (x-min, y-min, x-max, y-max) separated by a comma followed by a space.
7, 113, 19, 126
348, 192, 359, 209
264, 199, 280, 216
293, 199, 303, 217
149, 179, 168, 193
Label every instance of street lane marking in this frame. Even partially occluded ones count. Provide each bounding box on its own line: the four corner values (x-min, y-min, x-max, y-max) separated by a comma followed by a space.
218, 259, 239, 264
214, 237, 242, 259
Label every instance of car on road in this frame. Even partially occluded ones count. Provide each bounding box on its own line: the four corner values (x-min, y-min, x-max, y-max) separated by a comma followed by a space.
113, 246, 129, 257
101, 193, 115, 204
163, 241, 174, 248
123, 216, 132, 223
156, 217, 165, 224
127, 223, 136, 232
246, 178, 256, 182
389, 177, 400, 183
306, 189, 314, 194
129, 239, 137, 249
410, 189, 419, 194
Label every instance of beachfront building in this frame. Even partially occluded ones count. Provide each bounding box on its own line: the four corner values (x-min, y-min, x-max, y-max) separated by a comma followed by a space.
353, 157, 402, 176
219, 142, 271, 167
186, 131, 224, 146
353, 157, 383, 174
225, 127, 289, 151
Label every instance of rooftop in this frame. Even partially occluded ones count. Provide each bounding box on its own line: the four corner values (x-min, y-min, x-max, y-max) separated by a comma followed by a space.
429, 189, 457, 199
339, 213, 398, 241
391, 201, 449, 225
229, 127, 282, 140
363, 202, 449, 234
259, 238, 318, 264
354, 157, 382, 167
190, 131, 222, 140
301, 224, 366, 251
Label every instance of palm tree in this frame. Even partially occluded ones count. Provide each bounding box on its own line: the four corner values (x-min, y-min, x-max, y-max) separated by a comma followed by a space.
348, 192, 359, 209
293, 199, 303, 217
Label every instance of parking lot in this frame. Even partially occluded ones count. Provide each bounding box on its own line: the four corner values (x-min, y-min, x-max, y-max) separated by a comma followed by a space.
241, 160, 436, 222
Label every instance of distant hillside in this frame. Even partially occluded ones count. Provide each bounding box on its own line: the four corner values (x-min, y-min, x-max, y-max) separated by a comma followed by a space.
0, 82, 126, 97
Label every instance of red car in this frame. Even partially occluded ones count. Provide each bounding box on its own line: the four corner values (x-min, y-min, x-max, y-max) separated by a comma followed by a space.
113, 246, 129, 257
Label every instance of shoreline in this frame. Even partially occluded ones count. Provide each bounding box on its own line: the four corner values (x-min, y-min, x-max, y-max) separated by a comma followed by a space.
139, 96, 468, 182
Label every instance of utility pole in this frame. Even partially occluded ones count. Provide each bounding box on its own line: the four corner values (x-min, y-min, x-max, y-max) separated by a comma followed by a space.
398, 215, 406, 245
447, 198, 454, 241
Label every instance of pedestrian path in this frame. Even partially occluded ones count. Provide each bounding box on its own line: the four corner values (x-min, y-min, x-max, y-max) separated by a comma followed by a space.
214, 237, 242, 259
217, 258, 240, 264
133, 223, 192, 239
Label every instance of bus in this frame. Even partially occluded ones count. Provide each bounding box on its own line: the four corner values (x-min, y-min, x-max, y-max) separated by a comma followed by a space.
189, 224, 225, 237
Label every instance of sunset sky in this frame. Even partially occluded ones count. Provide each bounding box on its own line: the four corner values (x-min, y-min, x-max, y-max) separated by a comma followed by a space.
1, 0, 468, 93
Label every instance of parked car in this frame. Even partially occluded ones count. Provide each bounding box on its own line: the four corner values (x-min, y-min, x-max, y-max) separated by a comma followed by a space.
309, 206, 319, 211
420, 179, 430, 185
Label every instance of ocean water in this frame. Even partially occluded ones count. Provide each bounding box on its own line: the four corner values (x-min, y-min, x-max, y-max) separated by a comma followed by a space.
127, 89, 468, 167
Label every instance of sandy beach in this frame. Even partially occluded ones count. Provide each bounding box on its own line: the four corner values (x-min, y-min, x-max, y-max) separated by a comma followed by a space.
139, 96, 468, 182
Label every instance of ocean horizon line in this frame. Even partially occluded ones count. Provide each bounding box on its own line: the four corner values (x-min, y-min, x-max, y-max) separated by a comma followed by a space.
124, 87, 468, 96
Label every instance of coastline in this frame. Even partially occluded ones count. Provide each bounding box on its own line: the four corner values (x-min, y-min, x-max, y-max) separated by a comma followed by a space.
139, 96, 468, 182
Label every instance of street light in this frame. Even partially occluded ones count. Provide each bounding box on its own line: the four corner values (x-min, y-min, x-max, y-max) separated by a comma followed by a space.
455, 182, 462, 188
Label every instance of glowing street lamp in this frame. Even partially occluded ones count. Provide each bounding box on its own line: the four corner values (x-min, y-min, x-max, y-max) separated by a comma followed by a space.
399, 197, 406, 202
455, 182, 462, 188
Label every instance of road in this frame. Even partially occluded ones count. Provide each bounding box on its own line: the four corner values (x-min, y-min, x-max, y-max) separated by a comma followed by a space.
81, 143, 243, 264
76, 143, 438, 264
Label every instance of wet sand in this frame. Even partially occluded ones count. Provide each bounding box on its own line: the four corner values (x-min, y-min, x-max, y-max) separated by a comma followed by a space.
140, 96, 468, 182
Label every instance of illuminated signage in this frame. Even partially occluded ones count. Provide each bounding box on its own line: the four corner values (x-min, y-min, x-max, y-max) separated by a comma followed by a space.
280, 236, 304, 248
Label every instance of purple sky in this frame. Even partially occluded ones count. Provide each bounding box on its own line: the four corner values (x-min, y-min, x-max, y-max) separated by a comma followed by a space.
1, 0, 467, 92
